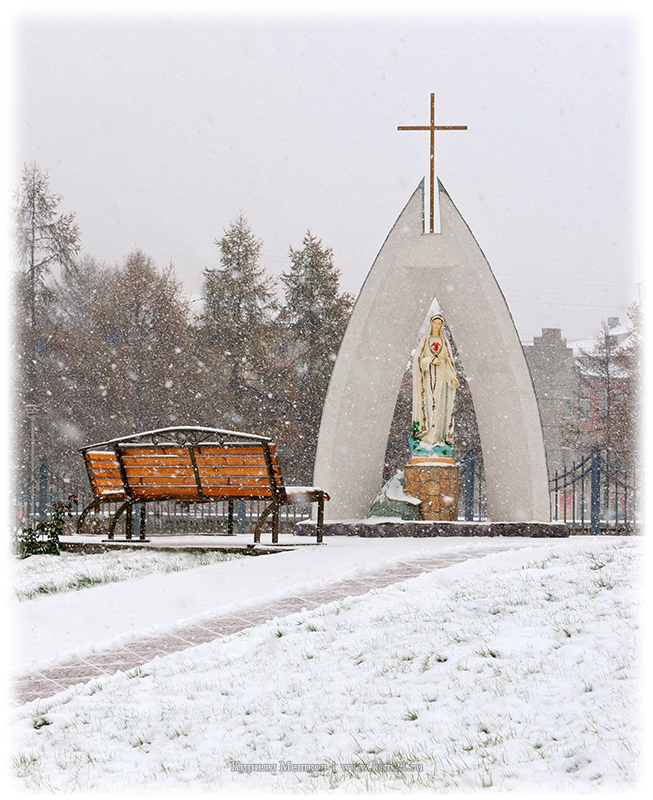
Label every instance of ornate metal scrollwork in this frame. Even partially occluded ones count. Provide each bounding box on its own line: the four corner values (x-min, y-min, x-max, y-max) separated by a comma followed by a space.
172, 429, 200, 445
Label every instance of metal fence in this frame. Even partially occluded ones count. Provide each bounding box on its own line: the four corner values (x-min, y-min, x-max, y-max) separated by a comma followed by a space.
458, 450, 487, 521
550, 450, 639, 535
14, 462, 312, 537
16, 451, 639, 537
14, 461, 89, 528
84, 499, 313, 539
455, 448, 639, 534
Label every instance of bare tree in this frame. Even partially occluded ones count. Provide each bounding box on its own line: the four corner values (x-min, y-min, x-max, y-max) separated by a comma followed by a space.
91, 250, 194, 435
577, 320, 629, 469
615, 298, 642, 472
14, 162, 80, 333
13, 163, 81, 510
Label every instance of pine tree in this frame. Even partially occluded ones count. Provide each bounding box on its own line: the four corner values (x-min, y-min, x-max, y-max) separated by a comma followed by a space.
382, 368, 413, 482
278, 232, 354, 481
198, 213, 279, 429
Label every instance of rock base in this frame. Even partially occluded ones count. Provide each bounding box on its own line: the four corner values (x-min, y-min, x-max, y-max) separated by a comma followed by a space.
403, 463, 459, 521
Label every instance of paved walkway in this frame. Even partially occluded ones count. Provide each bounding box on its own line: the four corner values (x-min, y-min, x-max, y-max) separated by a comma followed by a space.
15, 544, 519, 705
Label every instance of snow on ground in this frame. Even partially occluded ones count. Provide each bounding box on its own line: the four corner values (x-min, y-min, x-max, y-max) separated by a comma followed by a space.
13, 535, 553, 670
11, 536, 640, 793
12, 548, 246, 602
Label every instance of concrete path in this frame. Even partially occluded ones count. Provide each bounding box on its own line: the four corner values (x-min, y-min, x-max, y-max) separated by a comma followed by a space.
14, 544, 521, 705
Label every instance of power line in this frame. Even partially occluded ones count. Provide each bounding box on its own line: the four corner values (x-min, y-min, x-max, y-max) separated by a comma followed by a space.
510, 299, 631, 309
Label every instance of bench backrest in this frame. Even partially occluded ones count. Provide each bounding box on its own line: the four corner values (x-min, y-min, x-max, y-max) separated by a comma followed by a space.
83, 440, 286, 504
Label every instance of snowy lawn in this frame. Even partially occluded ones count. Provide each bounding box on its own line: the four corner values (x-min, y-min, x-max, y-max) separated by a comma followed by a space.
15, 536, 545, 668
12, 537, 639, 793
12, 549, 246, 602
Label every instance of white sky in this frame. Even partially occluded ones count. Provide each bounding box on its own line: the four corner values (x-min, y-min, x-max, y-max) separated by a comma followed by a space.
5, 2, 647, 344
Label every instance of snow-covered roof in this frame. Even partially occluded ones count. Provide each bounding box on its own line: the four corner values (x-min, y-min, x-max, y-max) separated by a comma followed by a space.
569, 324, 630, 358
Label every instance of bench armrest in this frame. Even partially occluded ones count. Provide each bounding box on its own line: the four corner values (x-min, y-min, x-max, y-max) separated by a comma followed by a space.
284, 486, 330, 505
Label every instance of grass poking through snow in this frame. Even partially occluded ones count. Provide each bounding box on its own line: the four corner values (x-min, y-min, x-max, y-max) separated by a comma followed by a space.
13, 549, 246, 601
11, 538, 639, 792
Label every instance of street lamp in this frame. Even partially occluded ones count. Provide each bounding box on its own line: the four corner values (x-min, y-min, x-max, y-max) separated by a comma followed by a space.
25, 404, 39, 523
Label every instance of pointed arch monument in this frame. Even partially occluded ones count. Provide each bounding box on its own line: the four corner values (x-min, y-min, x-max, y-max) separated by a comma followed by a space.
313, 180, 550, 522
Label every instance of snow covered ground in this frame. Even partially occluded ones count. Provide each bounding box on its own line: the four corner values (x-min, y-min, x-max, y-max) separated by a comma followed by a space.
13, 535, 549, 669
10, 535, 640, 793
12, 548, 246, 602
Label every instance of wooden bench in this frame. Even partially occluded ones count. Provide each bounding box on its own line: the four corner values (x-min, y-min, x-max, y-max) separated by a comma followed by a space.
77, 426, 329, 543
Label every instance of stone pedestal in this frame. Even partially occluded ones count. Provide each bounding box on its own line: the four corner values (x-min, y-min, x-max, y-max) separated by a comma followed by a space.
403, 463, 459, 521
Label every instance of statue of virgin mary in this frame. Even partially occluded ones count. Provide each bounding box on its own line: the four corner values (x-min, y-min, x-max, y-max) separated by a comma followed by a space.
411, 314, 460, 458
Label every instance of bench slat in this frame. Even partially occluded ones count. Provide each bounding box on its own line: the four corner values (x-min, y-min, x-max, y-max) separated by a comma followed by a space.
197, 466, 269, 477
122, 459, 267, 469
199, 477, 272, 487
199, 486, 274, 498
124, 467, 270, 479
130, 489, 202, 500
124, 467, 195, 477
120, 456, 274, 468
122, 457, 193, 467
86, 462, 121, 471
125, 478, 195, 485
126, 476, 272, 487
89, 476, 122, 486
129, 486, 274, 500
194, 456, 269, 466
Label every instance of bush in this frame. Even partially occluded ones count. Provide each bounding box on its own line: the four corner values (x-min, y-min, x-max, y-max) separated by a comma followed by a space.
13, 500, 72, 559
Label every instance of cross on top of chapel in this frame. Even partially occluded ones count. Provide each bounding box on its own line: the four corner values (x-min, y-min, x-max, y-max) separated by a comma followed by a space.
398, 93, 467, 233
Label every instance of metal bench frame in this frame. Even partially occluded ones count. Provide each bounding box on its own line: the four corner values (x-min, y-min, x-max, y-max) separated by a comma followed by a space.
77, 426, 328, 543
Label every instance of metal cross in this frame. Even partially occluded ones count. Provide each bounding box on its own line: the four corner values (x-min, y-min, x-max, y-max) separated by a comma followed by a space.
398, 93, 467, 233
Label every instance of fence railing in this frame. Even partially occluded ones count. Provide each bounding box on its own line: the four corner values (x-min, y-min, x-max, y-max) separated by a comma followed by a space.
14, 461, 90, 527
14, 461, 312, 537
550, 450, 639, 535
458, 450, 487, 521
16, 450, 639, 537
456, 448, 639, 534
91, 499, 313, 539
